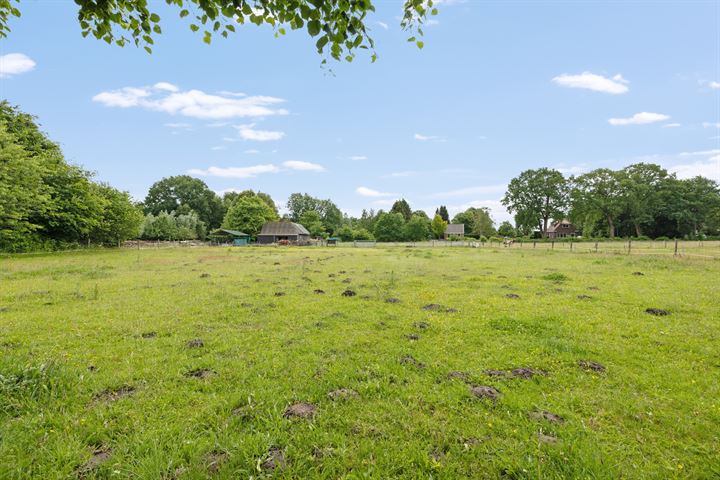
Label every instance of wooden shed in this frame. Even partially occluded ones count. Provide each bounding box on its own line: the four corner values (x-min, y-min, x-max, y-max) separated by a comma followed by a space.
210, 228, 250, 246
256, 221, 311, 245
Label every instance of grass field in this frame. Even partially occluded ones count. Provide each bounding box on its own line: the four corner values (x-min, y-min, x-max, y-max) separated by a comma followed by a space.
1, 246, 719, 479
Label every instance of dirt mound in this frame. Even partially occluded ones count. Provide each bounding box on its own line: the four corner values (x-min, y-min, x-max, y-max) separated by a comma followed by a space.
632, 271, 644, 276
205, 451, 229, 474
537, 433, 558, 444
77, 448, 111, 477
199, 273, 210, 278
447, 371, 470, 382
406, 333, 420, 341
186, 339, 204, 348
341, 289, 356, 297
470, 385, 500, 401
530, 410, 564, 423
94, 385, 135, 402
578, 360, 606, 373
484, 369, 509, 378
184, 368, 214, 379
283, 402, 317, 419
385, 298, 401, 304
313, 289, 325, 294
645, 308, 670, 316
511, 367, 546, 379
400, 355, 426, 368
328, 388, 359, 400
261, 447, 286, 471
422, 303, 444, 311
274, 291, 286, 297
414, 321, 430, 329
577, 295, 592, 300
141, 331, 157, 339
505, 293, 520, 299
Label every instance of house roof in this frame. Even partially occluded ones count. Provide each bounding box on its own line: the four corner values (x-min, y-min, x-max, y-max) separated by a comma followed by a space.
546, 219, 573, 233
445, 223, 465, 235
258, 221, 310, 236
211, 228, 249, 237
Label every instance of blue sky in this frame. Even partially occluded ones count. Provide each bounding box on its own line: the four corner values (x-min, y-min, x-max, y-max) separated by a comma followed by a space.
1, 0, 718, 222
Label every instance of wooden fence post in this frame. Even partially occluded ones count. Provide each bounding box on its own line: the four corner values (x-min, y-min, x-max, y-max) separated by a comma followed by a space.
551, 241, 554, 250
628, 239, 632, 255
570, 239, 573, 251
674, 238, 678, 256
595, 241, 598, 253
533, 241, 536, 249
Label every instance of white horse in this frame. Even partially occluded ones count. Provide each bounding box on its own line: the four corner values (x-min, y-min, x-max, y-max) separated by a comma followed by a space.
503, 239, 514, 247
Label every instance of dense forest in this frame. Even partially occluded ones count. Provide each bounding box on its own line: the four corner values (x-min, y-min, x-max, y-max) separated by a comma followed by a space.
1, 104, 719, 252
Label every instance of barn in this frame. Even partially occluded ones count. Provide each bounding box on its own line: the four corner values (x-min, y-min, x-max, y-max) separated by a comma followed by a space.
256, 221, 311, 245
444, 223, 465, 240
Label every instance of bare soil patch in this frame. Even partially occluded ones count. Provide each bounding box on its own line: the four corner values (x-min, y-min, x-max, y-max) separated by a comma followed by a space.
577, 295, 592, 300
505, 293, 520, 299
413, 321, 430, 329
283, 402, 317, 419
341, 289, 356, 297
205, 451, 229, 474
537, 433, 559, 444
261, 447, 286, 471
313, 289, 325, 294
447, 371, 471, 382
385, 297, 401, 304
530, 410, 565, 423
470, 385, 500, 401
400, 355, 426, 368
645, 308, 670, 316
632, 271, 645, 276
406, 333, 420, 341
184, 368, 214, 379
578, 360, 606, 373
186, 339, 204, 348
274, 291, 285, 297
77, 448, 111, 477
94, 385, 135, 403
141, 332, 157, 339
328, 388, 359, 400
511, 367, 547, 379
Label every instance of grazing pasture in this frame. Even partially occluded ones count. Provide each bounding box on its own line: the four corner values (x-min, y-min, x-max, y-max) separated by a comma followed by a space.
1, 246, 718, 478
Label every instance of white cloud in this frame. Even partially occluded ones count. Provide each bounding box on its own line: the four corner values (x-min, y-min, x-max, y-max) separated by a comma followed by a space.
283, 160, 325, 172
710, 81, 720, 89
0, 53, 36, 78
552, 72, 629, 94
234, 123, 285, 141
188, 164, 280, 178
217, 90, 246, 97
430, 184, 507, 198
377, 21, 389, 30
663, 123, 681, 128
164, 122, 192, 129
154, 82, 179, 92
211, 146, 226, 151
93, 83, 288, 119
356, 186, 398, 197
349, 155, 368, 161
244, 149, 260, 154
702, 122, 720, 128
669, 161, 720, 182
414, 133, 446, 142
385, 170, 419, 178
207, 121, 230, 128
608, 112, 670, 126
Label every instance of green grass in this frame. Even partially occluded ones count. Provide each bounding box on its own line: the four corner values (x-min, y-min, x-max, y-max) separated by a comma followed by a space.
1, 246, 718, 479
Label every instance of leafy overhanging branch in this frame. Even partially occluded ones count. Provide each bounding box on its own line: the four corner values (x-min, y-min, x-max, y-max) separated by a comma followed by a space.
0, 0, 437, 62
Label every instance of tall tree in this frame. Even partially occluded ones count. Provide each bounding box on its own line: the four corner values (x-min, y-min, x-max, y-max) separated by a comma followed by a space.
403, 215, 430, 241
435, 206, 449, 222
91, 183, 144, 245
373, 212, 405, 242
452, 207, 495, 237
222, 194, 278, 236
430, 214, 447, 239
298, 210, 326, 238
502, 168, 568, 236
571, 169, 625, 238
0, 1, 434, 62
144, 175, 223, 228
621, 163, 670, 237
497, 221, 516, 237
390, 199, 412, 221
286, 193, 341, 234
666, 176, 720, 237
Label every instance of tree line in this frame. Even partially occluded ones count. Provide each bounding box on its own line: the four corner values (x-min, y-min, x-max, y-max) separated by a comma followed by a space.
502, 166, 720, 239
3, 104, 719, 252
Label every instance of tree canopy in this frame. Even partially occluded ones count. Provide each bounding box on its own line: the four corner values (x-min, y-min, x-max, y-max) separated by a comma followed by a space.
144, 175, 224, 229
0, 0, 436, 62
502, 168, 568, 236
222, 193, 278, 236
0, 102, 142, 251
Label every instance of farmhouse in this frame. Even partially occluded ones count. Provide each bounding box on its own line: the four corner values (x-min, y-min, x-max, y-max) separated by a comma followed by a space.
444, 223, 465, 239
545, 219, 576, 238
257, 221, 311, 245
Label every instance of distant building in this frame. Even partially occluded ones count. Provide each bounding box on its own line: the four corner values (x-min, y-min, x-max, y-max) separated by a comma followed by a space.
545, 219, 576, 238
209, 228, 249, 246
256, 221, 311, 245
444, 223, 465, 240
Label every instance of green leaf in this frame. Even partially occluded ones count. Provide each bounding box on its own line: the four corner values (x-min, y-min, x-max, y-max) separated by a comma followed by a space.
416, 40, 424, 49
203, 31, 212, 44
149, 13, 160, 23
190, 24, 199, 32
144, 46, 152, 54
316, 35, 329, 52
308, 20, 321, 36
179, 9, 189, 18
407, 36, 416, 42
